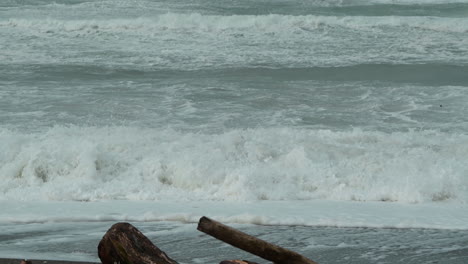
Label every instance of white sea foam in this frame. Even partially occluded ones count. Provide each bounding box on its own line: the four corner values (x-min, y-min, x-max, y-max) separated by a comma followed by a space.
1, 126, 467, 204
1, 200, 467, 230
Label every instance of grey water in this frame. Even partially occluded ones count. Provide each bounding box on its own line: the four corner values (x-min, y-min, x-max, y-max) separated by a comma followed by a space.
1, 221, 468, 264
1, 1, 468, 263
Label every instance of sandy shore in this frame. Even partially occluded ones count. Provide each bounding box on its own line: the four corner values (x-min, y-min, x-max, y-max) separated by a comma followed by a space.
0, 259, 99, 264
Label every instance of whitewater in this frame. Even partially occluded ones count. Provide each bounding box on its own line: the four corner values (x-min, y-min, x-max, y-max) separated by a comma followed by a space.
1, 0, 468, 263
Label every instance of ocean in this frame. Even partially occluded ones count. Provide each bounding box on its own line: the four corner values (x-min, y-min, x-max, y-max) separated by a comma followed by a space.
1, 0, 468, 263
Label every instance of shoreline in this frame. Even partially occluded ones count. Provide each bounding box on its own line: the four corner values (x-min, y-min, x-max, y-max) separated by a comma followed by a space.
0, 259, 98, 264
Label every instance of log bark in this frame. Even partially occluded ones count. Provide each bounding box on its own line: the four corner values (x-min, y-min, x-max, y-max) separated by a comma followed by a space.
197, 216, 318, 264
98, 222, 178, 264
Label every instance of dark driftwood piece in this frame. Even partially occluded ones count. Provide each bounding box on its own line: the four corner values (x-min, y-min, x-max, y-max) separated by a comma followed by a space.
98, 222, 178, 264
197, 216, 319, 264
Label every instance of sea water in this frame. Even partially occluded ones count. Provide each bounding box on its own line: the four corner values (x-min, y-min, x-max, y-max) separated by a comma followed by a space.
1, 0, 468, 263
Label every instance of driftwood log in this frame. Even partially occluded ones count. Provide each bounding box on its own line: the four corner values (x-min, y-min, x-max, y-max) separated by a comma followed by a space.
98, 222, 178, 264
98, 218, 318, 264
198, 216, 318, 264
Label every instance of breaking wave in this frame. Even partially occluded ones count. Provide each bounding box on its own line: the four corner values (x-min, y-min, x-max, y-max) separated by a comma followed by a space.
1, 126, 467, 203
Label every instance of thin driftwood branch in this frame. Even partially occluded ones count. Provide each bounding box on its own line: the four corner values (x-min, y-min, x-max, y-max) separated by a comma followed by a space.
197, 216, 318, 264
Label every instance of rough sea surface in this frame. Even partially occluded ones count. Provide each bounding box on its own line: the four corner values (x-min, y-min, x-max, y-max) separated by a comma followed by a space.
1, 0, 468, 263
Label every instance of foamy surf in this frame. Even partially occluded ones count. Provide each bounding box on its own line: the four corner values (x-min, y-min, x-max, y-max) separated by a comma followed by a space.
1, 126, 467, 204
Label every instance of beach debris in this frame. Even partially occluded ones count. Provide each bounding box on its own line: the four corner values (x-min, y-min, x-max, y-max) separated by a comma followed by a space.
198, 216, 318, 264
98, 222, 178, 264
98, 218, 318, 264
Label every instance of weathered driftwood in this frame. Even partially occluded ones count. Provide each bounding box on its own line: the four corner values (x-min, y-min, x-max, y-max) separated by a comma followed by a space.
98, 218, 318, 264
197, 216, 318, 264
98, 222, 178, 264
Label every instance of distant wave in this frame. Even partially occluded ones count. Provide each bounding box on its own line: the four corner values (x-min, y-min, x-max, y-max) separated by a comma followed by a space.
4, 64, 467, 86
3, 0, 468, 8
1, 126, 467, 203
2, 13, 466, 69
2, 14, 468, 33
